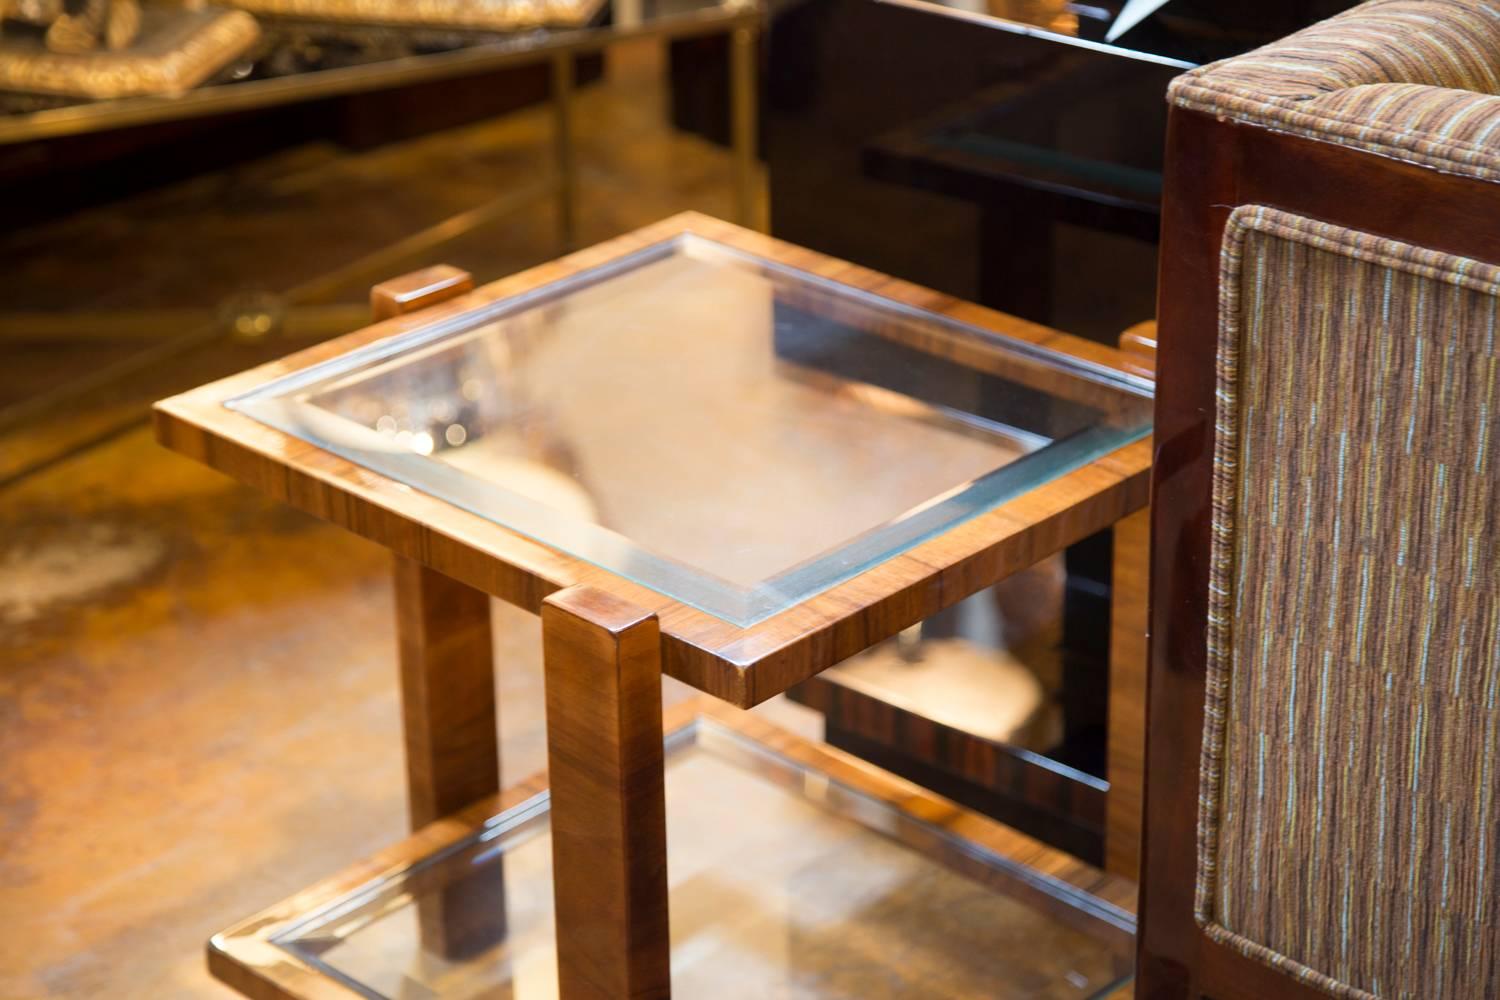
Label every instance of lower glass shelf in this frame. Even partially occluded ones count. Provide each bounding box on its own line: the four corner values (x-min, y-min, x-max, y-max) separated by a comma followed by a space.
211, 701, 1135, 1000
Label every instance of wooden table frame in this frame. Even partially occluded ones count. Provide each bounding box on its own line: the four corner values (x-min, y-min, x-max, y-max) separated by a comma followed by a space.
155, 212, 1151, 998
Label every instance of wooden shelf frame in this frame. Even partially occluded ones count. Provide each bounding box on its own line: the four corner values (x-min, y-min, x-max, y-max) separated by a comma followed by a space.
207, 699, 1138, 1000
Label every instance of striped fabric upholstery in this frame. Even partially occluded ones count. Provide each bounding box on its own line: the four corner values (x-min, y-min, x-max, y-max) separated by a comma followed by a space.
1199, 205, 1500, 998
1170, 0, 1500, 181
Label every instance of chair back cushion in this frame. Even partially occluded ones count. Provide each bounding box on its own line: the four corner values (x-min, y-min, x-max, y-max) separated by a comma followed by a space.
1198, 204, 1500, 998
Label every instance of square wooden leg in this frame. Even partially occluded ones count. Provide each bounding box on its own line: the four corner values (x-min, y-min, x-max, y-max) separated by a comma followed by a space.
1105, 507, 1149, 881
1105, 322, 1153, 882
543, 585, 671, 1000
375, 266, 504, 958
394, 556, 504, 959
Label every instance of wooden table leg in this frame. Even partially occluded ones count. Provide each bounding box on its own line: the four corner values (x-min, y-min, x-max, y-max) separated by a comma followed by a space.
1105, 507, 1150, 882
1105, 322, 1154, 882
374, 265, 503, 959
394, 557, 504, 958
543, 585, 671, 1000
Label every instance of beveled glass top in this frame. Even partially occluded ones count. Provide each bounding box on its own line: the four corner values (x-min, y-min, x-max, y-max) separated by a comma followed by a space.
229, 234, 1151, 626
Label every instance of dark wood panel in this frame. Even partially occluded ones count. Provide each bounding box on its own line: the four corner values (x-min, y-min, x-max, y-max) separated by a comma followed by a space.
1140, 106, 1500, 1000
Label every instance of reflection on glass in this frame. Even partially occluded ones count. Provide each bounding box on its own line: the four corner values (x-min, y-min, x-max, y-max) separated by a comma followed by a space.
231, 234, 1151, 626
271, 718, 1133, 999
829, 559, 1069, 749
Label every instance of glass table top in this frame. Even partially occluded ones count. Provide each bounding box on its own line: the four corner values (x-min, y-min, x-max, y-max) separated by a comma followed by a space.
229, 233, 1151, 626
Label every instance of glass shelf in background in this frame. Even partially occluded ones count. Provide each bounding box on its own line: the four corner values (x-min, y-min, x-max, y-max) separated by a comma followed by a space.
229, 233, 1152, 626
261, 713, 1134, 999
0, 0, 744, 118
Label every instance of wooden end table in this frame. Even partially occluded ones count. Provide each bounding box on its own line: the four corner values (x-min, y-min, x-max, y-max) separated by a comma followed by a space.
154, 212, 1152, 998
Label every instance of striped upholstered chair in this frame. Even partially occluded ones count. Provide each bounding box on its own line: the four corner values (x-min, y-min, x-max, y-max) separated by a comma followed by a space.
1141, 3, 1500, 998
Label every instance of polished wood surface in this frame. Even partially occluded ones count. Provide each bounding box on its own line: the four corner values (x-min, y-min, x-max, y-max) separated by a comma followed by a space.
208, 696, 1138, 1000
154, 212, 1151, 707
1118, 320, 1157, 380
380, 264, 498, 831
1140, 106, 1500, 1000
708, 700, 1137, 948
1104, 325, 1153, 882
208, 766, 554, 1000
792, 323, 1155, 873
1105, 506, 1148, 882
383, 266, 504, 959
543, 585, 670, 1000
370, 263, 475, 321
394, 558, 505, 958
207, 698, 705, 1000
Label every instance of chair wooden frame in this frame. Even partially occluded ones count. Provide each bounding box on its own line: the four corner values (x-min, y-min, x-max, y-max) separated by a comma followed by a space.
1141, 105, 1500, 1000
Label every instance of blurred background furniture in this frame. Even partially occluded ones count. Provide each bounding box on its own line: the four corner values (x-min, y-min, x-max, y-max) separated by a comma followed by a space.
761, 0, 1361, 345
1144, 1, 1500, 996
0, 5, 262, 100
1, 0, 759, 234
0, 0, 759, 496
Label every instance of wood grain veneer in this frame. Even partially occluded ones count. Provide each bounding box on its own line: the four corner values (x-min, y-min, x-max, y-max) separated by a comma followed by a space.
542, 586, 670, 1000
1141, 105, 1500, 1000
154, 212, 1151, 708
1105, 506, 1148, 882
791, 674, 1108, 862
1118, 320, 1157, 380
370, 264, 474, 321
1104, 324, 1153, 883
393, 557, 499, 829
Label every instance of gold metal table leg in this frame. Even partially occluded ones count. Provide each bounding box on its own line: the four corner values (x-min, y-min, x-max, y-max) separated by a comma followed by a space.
729, 23, 758, 230
551, 51, 579, 253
